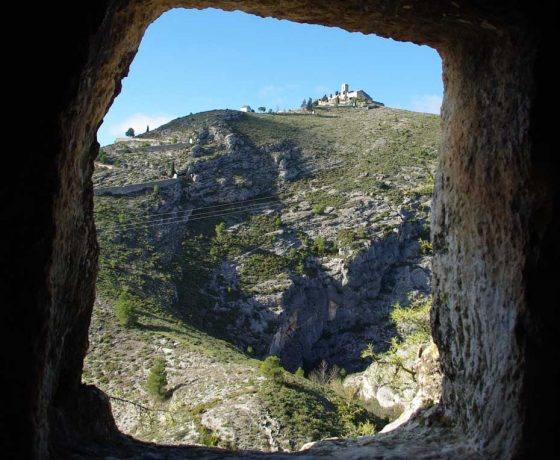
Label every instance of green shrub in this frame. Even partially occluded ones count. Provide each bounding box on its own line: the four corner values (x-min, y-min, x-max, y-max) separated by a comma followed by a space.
390, 296, 432, 340
338, 227, 368, 249
260, 355, 284, 383
287, 248, 307, 275
114, 291, 137, 327
313, 236, 326, 255
153, 184, 160, 195
356, 420, 376, 436
240, 252, 288, 287
419, 238, 433, 255
361, 296, 432, 377
337, 228, 354, 248
295, 367, 306, 378
419, 222, 431, 240
258, 372, 380, 448
97, 149, 108, 163
198, 426, 219, 446
145, 357, 168, 401
408, 176, 434, 197
312, 236, 337, 256
214, 222, 226, 238
312, 204, 326, 215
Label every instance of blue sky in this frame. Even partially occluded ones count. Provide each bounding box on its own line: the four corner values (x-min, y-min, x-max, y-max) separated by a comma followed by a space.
98, 8, 442, 146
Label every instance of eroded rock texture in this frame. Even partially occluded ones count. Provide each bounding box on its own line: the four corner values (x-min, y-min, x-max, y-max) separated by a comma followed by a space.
8, 1, 558, 459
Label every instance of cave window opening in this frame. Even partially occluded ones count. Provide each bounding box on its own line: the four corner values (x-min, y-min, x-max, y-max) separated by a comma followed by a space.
87, 7, 443, 452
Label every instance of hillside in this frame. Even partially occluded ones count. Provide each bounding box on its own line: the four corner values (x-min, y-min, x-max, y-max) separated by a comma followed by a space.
86, 106, 441, 451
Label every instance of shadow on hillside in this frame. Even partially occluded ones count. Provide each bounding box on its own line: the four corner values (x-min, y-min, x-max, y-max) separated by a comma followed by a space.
269, 203, 430, 373
135, 322, 179, 335
95, 110, 431, 378
163, 121, 314, 346
165, 191, 429, 376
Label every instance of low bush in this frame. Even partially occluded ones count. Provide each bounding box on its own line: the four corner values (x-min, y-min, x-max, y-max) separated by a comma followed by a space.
312, 236, 338, 257
198, 426, 220, 446
337, 227, 367, 249
258, 371, 381, 449
361, 296, 433, 380
145, 357, 168, 401
390, 296, 432, 340
260, 355, 284, 383
97, 149, 108, 163
114, 291, 138, 327
418, 238, 433, 255
312, 204, 326, 215
240, 252, 288, 287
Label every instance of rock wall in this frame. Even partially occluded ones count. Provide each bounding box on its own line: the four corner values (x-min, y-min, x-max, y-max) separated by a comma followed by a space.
9, 1, 559, 459
269, 211, 431, 372
432, 33, 559, 457
347, 340, 440, 424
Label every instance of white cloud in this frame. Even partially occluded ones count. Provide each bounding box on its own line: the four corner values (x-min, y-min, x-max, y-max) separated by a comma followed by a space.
410, 94, 442, 114
108, 113, 175, 137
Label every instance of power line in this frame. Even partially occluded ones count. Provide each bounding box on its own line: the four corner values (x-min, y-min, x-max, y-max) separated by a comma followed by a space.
100, 201, 282, 232
98, 201, 283, 233
94, 194, 284, 221
97, 199, 280, 230
103, 197, 281, 227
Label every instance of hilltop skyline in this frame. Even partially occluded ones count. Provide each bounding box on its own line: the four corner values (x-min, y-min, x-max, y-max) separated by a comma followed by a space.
98, 8, 443, 146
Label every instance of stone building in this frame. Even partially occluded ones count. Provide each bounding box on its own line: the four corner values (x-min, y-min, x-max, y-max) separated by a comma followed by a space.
318, 83, 378, 107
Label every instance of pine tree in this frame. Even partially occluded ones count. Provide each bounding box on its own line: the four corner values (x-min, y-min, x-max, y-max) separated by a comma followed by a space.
114, 291, 137, 327
260, 356, 284, 383
125, 127, 135, 137
146, 357, 168, 400
306, 97, 313, 111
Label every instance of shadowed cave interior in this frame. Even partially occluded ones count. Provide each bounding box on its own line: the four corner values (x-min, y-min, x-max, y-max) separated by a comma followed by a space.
7, 1, 559, 459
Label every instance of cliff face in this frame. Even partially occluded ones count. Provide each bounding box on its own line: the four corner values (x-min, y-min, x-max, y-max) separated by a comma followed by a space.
86, 106, 440, 449
268, 210, 431, 372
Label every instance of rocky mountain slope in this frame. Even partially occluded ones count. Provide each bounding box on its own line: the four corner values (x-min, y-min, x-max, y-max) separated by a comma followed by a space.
86, 106, 441, 451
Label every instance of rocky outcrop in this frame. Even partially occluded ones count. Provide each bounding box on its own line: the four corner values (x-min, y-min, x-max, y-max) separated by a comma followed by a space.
347, 340, 440, 424
268, 211, 431, 372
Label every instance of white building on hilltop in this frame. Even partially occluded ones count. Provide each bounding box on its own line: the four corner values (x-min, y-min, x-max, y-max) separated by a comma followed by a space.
240, 105, 254, 112
318, 83, 381, 107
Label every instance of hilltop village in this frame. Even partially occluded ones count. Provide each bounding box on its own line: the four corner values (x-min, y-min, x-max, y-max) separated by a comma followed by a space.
238, 83, 384, 114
